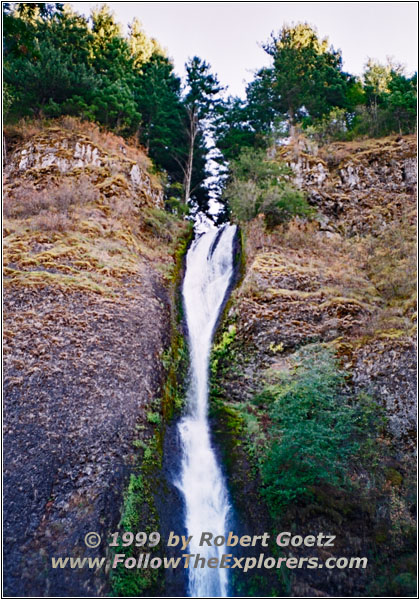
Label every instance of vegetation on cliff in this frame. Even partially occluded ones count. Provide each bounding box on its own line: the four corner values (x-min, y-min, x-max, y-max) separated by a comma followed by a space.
222, 148, 314, 228
210, 133, 416, 596
215, 23, 416, 168
3, 2, 222, 213
2, 5, 417, 598
3, 116, 191, 597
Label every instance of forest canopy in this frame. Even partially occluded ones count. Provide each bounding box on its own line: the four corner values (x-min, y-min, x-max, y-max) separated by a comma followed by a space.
3, 4, 417, 218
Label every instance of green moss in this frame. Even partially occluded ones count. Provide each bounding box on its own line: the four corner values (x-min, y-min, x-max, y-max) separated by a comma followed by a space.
146, 412, 161, 425
211, 325, 236, 375
110, 461, 160, 596
111, 225, 191, 597
385, 467, 403, 487
159, 224, 193, 423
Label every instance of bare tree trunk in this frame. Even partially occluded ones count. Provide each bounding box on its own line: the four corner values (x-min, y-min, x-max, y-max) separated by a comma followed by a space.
183, 109, 198, 204
184, 140, 194, 204
288, 107, 296, 138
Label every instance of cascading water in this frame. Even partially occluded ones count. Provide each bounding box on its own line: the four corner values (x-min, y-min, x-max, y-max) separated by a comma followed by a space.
176, 224, 237, 598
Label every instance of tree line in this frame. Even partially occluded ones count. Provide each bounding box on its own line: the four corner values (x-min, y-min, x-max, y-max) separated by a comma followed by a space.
3, 5, 417, 221
215, 22, 416, 225
3, 2, 222, 215
215, 22, 417, 164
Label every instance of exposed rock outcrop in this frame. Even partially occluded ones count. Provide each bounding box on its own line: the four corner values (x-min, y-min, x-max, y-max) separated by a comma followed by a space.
5, 124, 164, 207
3, 119, 188, 597
211, 134, 417, 597
279, 134, 416, 235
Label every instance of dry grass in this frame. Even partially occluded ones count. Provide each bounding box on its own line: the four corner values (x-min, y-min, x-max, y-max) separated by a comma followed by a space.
318, 134, 417, 168
4, 176, 99, 220
241, 204, 416, 346
3, 119, 189, 297
30, 211, 71, 232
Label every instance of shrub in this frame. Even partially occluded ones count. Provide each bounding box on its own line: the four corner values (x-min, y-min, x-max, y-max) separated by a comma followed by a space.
223, 148, 314, 228
52, 176, 99, 210
257, 345, 384, 514
3, 185, 50, 218
31, 211, 71, 232
225, 180, 259, 222
260, 183, 315, 228
142, 207, 178, 242
164, 182, 189, 217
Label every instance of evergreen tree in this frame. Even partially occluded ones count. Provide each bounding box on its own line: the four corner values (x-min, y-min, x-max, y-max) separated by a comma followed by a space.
353, 59, 417, 136
385, 71, 417, 134
134, 53, 186, 181
252, 23, 353, 132
214, 96, 268, 164
3, 5, 98, 118
89, 5, 139, 133
182, 57, 223, 204
128, 17, 162, 70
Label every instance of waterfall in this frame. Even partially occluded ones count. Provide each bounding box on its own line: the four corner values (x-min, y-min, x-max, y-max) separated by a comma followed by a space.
176, 224, 237, 598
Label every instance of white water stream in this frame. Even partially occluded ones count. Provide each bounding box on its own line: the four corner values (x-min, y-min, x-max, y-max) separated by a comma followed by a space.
176, 224, 237, 597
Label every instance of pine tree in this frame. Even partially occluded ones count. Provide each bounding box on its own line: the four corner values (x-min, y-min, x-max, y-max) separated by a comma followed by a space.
182, 57, 223, 204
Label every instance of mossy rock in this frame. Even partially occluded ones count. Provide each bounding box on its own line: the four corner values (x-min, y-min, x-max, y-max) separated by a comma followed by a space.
385, 467, 403, 487
391, 572, 417, 596
374, 524, 389, 544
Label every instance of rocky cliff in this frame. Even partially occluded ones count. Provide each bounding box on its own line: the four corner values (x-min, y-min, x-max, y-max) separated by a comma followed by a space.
211, 134, 416, 597
3, 118, 189, 597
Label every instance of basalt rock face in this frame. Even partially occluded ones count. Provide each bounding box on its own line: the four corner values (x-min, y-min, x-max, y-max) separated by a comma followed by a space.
279, 134, 417, 236
280, 134, 417, 445
211, 135, 416, 597
3, 120, 188, 597
5, 124, 164, 208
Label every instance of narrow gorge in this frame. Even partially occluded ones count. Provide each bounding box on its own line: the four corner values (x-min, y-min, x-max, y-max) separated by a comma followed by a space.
3, 5, 417, 598
4, 123, 415, 598
176, 225, 237, 597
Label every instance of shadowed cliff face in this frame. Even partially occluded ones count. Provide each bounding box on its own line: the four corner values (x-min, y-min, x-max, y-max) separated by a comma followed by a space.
211, 135, 416, 597
3, 119, 189, 597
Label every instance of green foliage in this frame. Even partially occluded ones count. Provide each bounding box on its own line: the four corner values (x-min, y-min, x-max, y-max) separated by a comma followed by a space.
257, 345, 384, 513
228, 147, 290, 183
385, 71, 417, 133
3, 82, 17, 117
260, 183, 314, 228
257, 23, 353, 126
128, 18, 161, 70
184, 56, 223, 121
2, 3, 212, 210
303, 107, 350, 144
120, 473, 144, 531
146, 412, 161, 425
4, 11, 98, 119
164, 183, 189, 216
214, 96, 267, 164
224, 148, 314, 228
214, 26, 416, 170
351, 60, 417, 137
211, 325, 236, 375
111, 465, 159, 596
134, 54, 185, 177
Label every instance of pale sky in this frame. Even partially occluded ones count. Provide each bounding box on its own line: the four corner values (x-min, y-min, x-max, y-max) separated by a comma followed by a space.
70, 1, 418, 97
